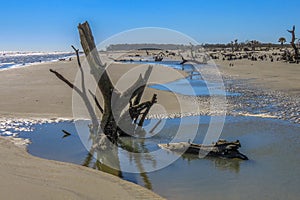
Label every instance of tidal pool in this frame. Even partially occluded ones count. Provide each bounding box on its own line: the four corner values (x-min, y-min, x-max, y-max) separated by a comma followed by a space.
17, 116, 300, 200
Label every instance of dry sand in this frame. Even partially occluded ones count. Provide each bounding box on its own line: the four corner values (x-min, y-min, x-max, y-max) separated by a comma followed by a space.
0, 59, 190, 119
0, 137, 163, 200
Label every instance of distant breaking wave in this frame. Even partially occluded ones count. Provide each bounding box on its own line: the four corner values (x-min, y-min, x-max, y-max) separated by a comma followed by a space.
0, 51, 75, 70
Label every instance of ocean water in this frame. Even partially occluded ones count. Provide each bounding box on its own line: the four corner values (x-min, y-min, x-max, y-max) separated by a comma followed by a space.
12, 116, 300, 200
0, 51, 74, 70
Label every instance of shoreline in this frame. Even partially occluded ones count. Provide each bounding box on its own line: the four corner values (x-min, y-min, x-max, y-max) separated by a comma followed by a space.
216, 59, 300, 124
0, 136, 164, 200
0, 51, 76, 71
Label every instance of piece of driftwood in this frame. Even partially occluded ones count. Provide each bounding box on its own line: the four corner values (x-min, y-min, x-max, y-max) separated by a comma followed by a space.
153, 55, 163, 62
78, 22, 157, 138
51, 22, 157, 141
158, 139, 248, 160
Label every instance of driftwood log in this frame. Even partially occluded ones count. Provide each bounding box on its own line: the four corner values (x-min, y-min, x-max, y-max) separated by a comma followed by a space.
158, 139, 248, 160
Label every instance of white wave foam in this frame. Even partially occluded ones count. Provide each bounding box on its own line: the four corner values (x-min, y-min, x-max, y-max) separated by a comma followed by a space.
0, 51, 73, 57
0, 51, 75, 70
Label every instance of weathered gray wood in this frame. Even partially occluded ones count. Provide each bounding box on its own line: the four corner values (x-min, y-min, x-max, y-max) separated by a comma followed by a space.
78, 22, 120, 140
88, 89, 103, 114
114, 65, 156, 134
78, 22, 157, 138
51, 21, 157, 140
158, 139, 248, 160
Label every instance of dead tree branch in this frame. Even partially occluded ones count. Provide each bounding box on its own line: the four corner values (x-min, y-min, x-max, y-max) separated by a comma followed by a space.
138, 94, 157, 126
88, 89, 103, 114
50, 44, 99, 130
287, 25, 299, 60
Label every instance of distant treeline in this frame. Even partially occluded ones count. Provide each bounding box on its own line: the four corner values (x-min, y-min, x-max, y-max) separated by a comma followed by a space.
203, 43, 286, 49
106, 44, 191, 51
106, 43, 287, 51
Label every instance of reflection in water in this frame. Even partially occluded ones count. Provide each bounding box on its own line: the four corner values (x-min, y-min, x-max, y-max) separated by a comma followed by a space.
82, 150, 122, 177
119, 137, 156, 190
212, 158, 241, 173
81, 127, 156, 189
181, 154, 241, 173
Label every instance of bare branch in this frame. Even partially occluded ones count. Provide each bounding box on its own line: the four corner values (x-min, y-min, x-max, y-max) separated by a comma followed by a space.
123, 65, 153, 99
88, 89, 104, 114
138, 94, 157, 126
287, 25, 299, 60
71, 45, 87, 96
50, 69, 99, 130
49, 69, 81, 94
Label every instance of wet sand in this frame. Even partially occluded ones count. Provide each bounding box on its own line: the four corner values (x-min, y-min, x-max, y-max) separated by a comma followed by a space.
215, 59, 300, 123
215, 59, 300, 96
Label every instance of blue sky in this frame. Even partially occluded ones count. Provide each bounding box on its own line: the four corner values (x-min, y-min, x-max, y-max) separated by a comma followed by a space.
0, 0, 299, 51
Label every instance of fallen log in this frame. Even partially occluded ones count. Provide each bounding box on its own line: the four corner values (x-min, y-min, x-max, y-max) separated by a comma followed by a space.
158, 139, 248, 160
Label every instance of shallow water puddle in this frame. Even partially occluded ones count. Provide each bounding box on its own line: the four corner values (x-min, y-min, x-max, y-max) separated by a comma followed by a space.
124, 60, 240, 96
8, 116, 300, 200
150, 78, 240, 96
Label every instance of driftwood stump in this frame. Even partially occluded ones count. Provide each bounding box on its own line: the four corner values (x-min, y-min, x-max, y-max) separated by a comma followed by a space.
51, 21, 157, 141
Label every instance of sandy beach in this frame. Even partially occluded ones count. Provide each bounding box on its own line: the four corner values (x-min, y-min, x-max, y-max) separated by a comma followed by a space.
0, 52, 299, 199
0, 58, 191, 119
216, 59, 300, 96
1, 1, 299, 199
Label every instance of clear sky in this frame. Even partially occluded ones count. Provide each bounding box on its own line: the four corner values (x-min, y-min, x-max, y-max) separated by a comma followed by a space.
1, 0, 299, 51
